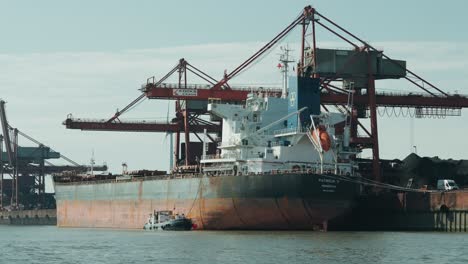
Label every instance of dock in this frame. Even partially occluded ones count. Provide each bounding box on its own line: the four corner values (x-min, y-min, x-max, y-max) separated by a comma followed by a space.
331, 191, 468, 232
0, 209, 56, 225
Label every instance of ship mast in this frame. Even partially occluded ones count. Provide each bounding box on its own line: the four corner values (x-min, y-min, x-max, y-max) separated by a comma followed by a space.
278, 45, 294, 99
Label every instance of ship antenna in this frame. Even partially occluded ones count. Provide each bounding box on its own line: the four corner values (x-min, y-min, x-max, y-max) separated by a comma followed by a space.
278, 45, 294, 98
90, 149, 95, 176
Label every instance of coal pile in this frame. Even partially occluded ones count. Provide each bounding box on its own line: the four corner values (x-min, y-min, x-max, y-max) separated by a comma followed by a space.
381, 153, 468, 189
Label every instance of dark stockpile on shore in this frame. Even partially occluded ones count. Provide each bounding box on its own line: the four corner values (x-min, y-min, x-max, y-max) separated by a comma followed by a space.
370, 153, 468, 189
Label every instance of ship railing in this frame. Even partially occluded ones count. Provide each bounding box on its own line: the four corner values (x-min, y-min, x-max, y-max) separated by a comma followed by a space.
201, 166, 356, 178
202, 153, 240, 160
269, 141, 283, 147
54, 173, 207, 185
273, 126, 308, 136
54, 169, 353, 186
217, 141, 246, 148
55, 164, 356, 185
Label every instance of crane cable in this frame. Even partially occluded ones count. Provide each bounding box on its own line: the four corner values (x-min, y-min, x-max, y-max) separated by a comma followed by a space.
229, 11, 304, 81
12, 127, 81, 167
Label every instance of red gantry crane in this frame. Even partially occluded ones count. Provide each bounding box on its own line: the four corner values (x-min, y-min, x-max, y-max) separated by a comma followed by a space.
64, 6, 468, 181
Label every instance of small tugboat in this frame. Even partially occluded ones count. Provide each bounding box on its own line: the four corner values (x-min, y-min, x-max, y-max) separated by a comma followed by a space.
143, 210, 193, 231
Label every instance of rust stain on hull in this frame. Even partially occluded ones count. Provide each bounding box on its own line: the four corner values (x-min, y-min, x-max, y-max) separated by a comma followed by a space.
57, 197, 353, 230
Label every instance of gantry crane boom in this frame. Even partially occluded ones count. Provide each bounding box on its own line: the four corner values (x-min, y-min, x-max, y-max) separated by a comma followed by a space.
143, 86, 468, 108
64, 118, 221, 133
64, 90, 468, 133
321, 92, 468, 108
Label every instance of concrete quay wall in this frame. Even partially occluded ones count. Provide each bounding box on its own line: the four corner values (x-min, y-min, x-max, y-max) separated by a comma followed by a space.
0, 209, 56, 225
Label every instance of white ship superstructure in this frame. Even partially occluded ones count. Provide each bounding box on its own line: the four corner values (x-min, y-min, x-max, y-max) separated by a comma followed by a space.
201, 88, 359, 177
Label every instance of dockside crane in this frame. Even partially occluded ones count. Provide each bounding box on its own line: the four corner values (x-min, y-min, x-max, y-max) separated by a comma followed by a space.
1, 100, 107, 209
0, 100, 18, 207
290, 7, 468, 181
64, 6, 468, 181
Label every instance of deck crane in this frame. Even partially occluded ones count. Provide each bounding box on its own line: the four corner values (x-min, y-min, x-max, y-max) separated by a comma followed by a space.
65, 6, 468, 180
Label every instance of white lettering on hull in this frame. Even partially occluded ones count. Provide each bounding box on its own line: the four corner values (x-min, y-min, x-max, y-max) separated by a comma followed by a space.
319, 178, 339, 193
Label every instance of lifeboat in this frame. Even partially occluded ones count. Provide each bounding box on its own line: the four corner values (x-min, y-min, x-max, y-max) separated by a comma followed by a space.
311, 125, 331, 151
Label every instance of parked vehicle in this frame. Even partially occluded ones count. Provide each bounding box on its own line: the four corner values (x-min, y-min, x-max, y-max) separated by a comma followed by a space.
437, 179, 459, 191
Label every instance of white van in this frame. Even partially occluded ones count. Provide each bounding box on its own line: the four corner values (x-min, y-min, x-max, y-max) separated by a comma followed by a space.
437, 179, 459, 191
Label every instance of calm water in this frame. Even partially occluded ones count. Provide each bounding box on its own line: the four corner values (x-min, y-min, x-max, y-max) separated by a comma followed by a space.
0, 226, 467, 264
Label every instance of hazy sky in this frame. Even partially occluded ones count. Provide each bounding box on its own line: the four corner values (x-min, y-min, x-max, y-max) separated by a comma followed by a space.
1, 0, 468, 177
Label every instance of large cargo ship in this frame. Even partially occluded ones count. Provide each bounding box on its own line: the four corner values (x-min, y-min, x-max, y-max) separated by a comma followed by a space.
54, 76, 362, 230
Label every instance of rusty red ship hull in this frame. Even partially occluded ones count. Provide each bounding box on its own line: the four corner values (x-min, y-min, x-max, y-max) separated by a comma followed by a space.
54, 173, 359, 230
